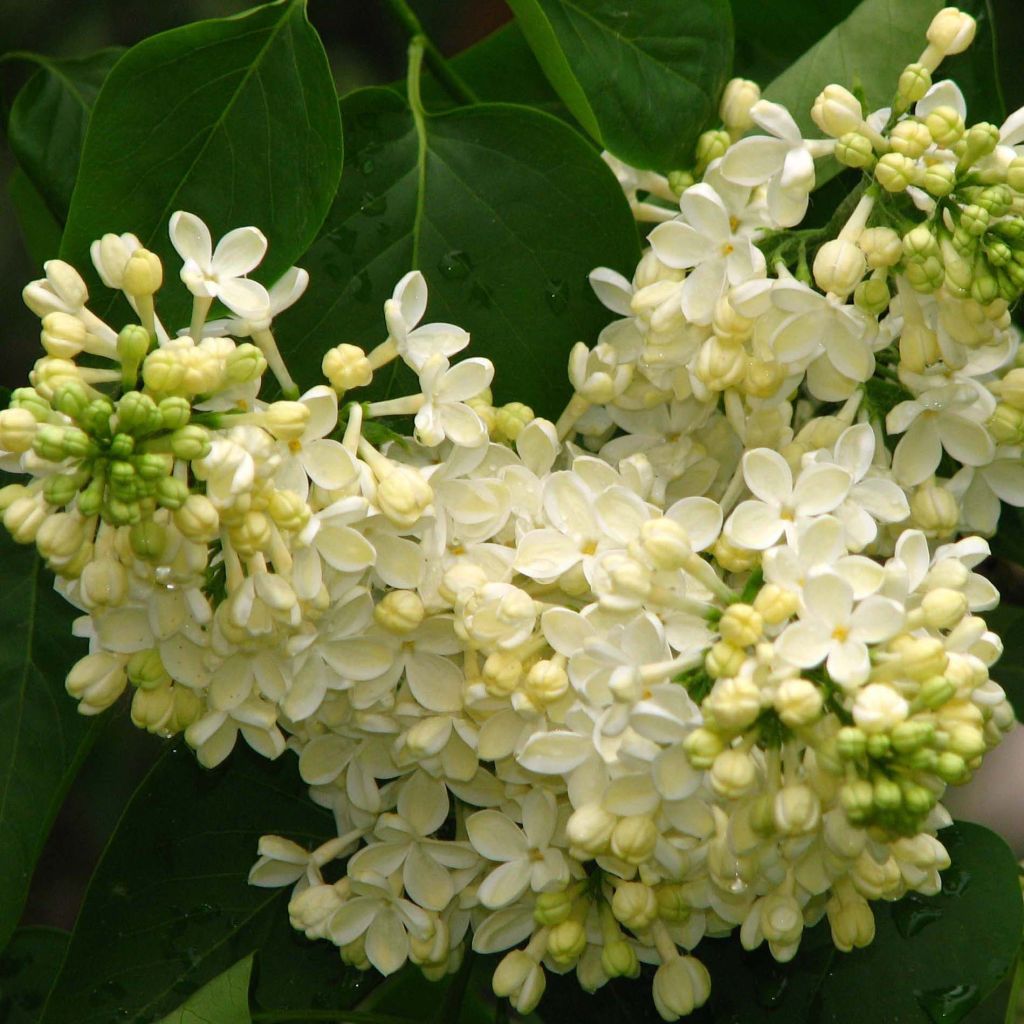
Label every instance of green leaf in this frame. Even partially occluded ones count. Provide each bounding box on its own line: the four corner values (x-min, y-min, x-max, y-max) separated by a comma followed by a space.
731, 0, 860, 84
421, 23, 571, 123
0, 927, 69, 1023
156, 954, 252, 1024
0, 534, 99, 955
60, 0, 343, 327
8, 169, 62, 267
764, 0, 1004, 187
275, 87, 640, 418
538, 823, 1020, 1024
3, 49, 123, 222
39, 744, 368, 1024
506, 0, 733, 171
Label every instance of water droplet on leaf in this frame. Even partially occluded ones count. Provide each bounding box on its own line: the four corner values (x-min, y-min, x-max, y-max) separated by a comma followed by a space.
916, 984, 980, 1023
437, 250, 472, 280
545, 278, 569, 314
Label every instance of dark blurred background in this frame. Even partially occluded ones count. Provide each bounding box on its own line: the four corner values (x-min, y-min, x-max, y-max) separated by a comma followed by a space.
1, 0, 1024, 935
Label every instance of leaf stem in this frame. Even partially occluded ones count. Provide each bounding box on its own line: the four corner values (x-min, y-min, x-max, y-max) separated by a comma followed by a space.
384, 0, 478, 106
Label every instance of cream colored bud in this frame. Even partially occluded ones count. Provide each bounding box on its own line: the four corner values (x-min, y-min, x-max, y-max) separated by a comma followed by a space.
534, 890, 574, 926
267, 489, 310, 532
710, 748, 757, 799
79, 557, 128, 609
44, 259, 87, 308
376, 465, 432, 528
712, 294, 754, 343
921, 161, 956, 196
994, 368, 1024, 410
225, 343, 267, 385
323, 344, 372, 392
122, 249, 163, 296
66, 651, 127, 714
875, 152, 919, 192
829, 895, 875, 952
228, 510, 271, 556
811, 84, 864, 138
4, 493, 48, 544
926, 8, 977, 57
852, 683, 909, 733
719, 603, 763, 647
131, 681, 175, 733
494, 402, 533, 442
653, 956, 711, 1021
493, 952, 545, 1015
40, 312, 87, 358
264, 401, 310, 442
602, 938, 640, 980
923, 106, 965, 147
705, 675, 762, 732
743, 357, 785, 398
611, 881, 658, 930
374, 590, 425, 635
713, 535, 758, 572
775, 678, 823, 727
898, 63, 932, 104
773, 784, 820, 835
482, 652, 522, 697
174, 494, 220, 543
683, 727, 725, 769
813, 239, 867, 297
36, 511, 87, 564
705, 639, 746, 679
909, 480, 958, 535
525, 659, 569, 703
753, 583, 798, 626
891, 634, 949, 680
921, 587, 968, 629
0, 407, 39, 453
988, 403, 1024, 444
720, 77, 761, 133
547, 917, 587, 966
640, 517, 691, 569
889, 120, 933, 159
859, 226, 903, 268
899, 322, 941, 374
695, 129, 730, 173
610, 815, 658, 864
695, 336, 747, 391
566, 804, 616, 854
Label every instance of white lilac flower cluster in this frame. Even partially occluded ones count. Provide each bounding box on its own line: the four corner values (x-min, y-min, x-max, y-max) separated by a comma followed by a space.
1, 7, 1022, 1019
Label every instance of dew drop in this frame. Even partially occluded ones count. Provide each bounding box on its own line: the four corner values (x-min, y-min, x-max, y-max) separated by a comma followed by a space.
359, 192, 386, 217
437, 250, 472, 280
941, 865, 970, 897
915, 984, 980, 1023
891, 892, 943, 938
544, 278, 569, 314
755, 970, 788, 1009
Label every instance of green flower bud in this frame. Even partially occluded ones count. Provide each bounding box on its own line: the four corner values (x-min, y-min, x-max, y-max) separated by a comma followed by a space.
81, 398, 115, 438
898, 63, 932, 104
960, 204, 991, 237
668, 169, 695, 196
840, 779, 874, 823
854, 277, 891, 315
977, 184, 1013, 216
891, 719, 934, 754
121, 249, 163, 297
934, 750, 967, 783
601, 939, 639, 980
986, 239, 1013, 267
920, 162, 955, 197
116, 391, 161, 436
34, 424, 94, 461
683, 727, 724, 769
134, 453, 173, 481
533, 890, 574, 926
43, 471, 88, 508
169, 425, 211, 461
837, 726, 867, 761
117, 324, 151, 368
873, 776, 902, 812
0, 484, 28, 513
961, 122, 1000, 166
835, 131, 875, 169
11, 387, 52, 421
104, 495, 141, 526
158, 396, 191, 431
154, 476, 189, 511
129, 519, 167, 561
866, 733, 891, 759
947, 723, 986, 760
51, 381, 90, 421
77, 475, 106, 518
900, 779, 936, 817
970, 265, 1001, 305
906, 746, 938, 772
109, 433, 135, 459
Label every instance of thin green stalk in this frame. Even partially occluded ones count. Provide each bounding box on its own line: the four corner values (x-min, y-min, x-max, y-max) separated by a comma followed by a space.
384, 0, 478, 106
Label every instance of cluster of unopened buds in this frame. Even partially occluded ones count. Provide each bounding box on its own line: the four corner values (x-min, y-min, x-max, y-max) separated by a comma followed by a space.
2, 7, 1023, 1018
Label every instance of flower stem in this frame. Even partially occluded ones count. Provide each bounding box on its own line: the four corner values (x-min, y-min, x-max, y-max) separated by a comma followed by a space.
385, 0, 477, 106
